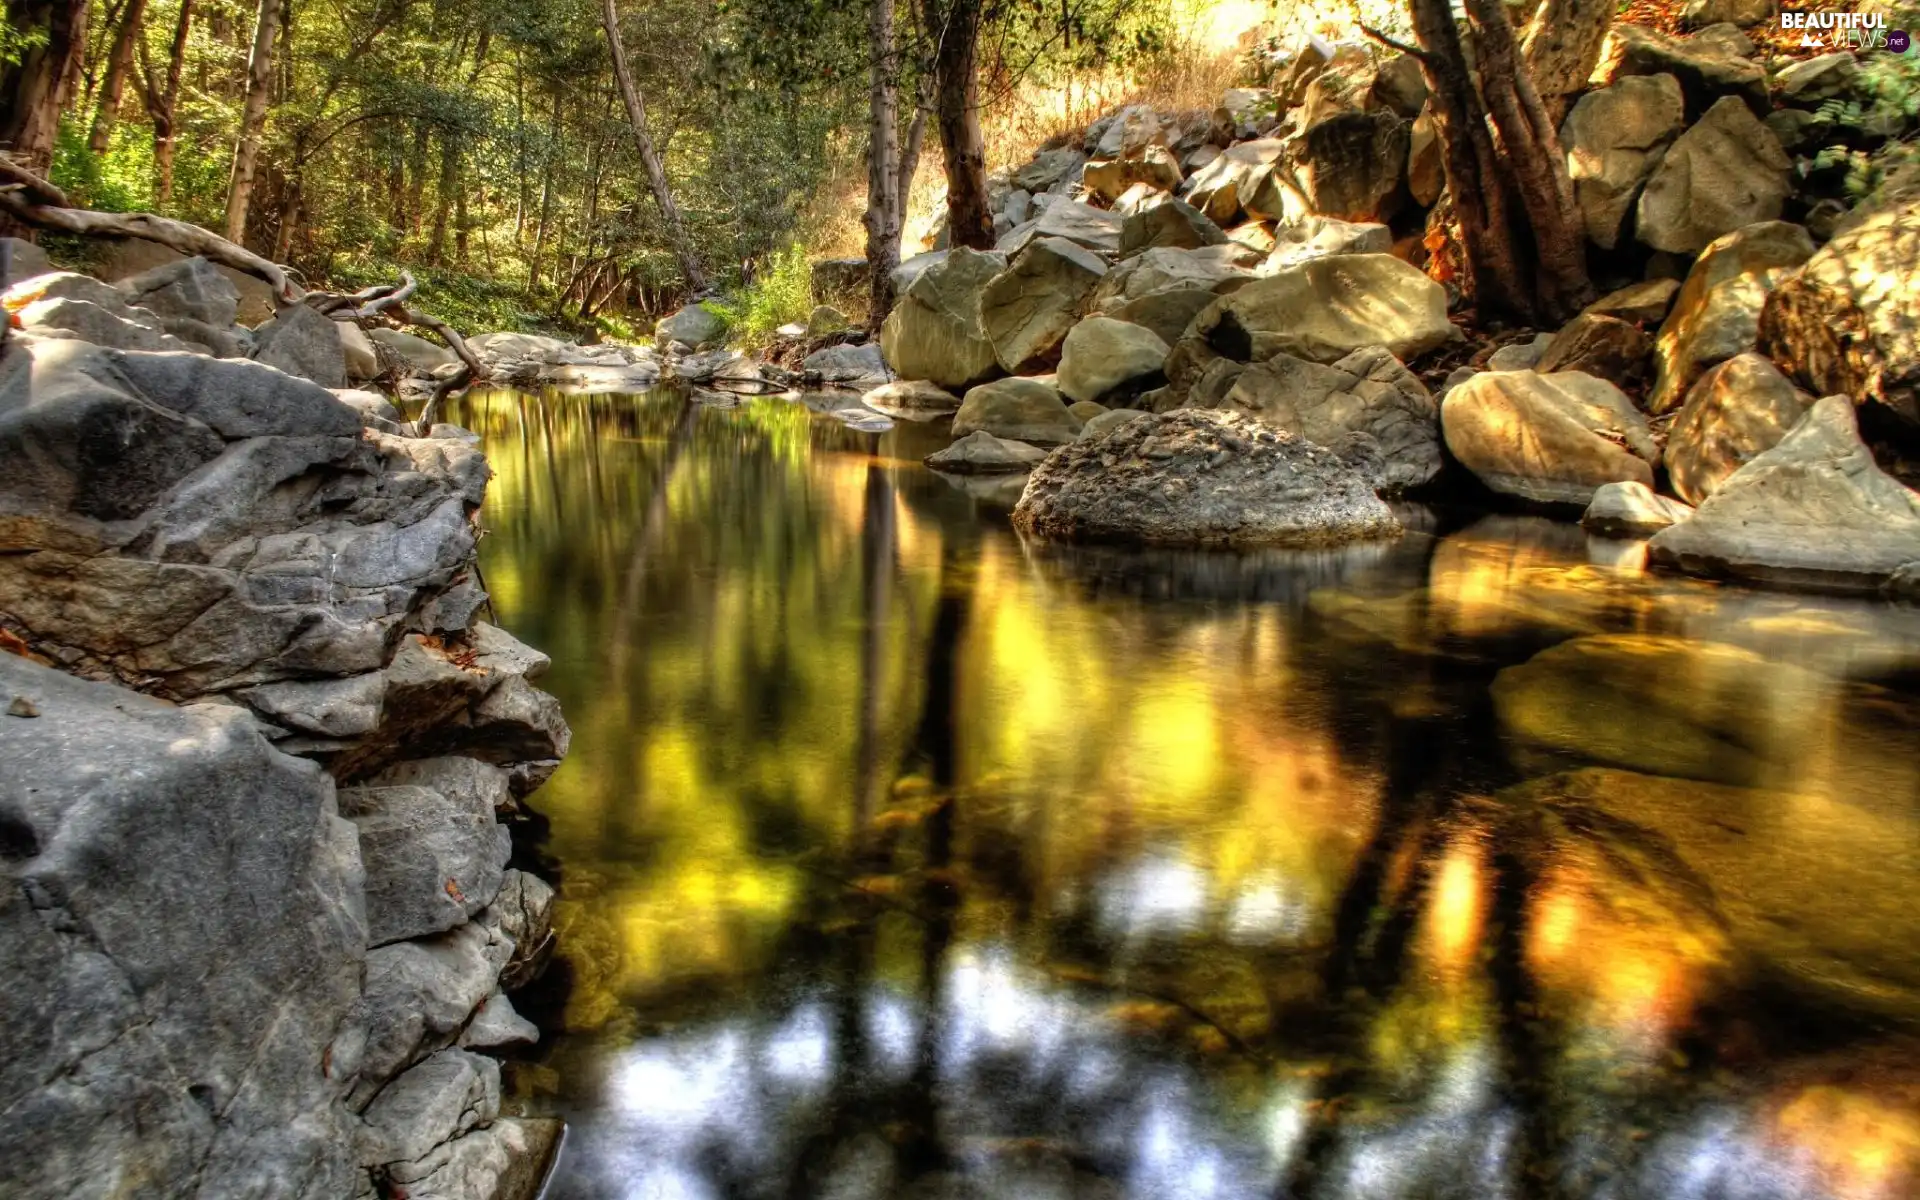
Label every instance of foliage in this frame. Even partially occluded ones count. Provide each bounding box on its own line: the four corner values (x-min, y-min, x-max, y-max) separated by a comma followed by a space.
707, 243, 812, 349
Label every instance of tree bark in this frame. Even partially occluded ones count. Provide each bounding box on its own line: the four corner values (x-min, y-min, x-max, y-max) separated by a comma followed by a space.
88, 0, 148, 155
529, 89, 560, 293
148, 0, 193, 207
864, 0, 903, 329
0, 0, 92, 174
223, 0, 282, 242
428, 134, 456, 265
599, 0, 708, 292
1522, 0, 1614, 123
922, 0, 992, 250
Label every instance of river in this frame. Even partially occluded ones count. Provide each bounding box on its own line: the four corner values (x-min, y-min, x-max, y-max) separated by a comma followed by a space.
444, 385, 1920, 1200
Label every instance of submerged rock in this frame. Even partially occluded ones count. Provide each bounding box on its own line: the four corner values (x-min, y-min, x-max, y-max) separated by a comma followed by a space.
924, 430, 1049, 474
1012, 408, 1401, 547
950, 377, 1080, 445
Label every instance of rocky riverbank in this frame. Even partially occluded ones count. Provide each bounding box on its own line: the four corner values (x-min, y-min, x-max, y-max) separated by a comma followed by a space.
1, 256, 569, 1199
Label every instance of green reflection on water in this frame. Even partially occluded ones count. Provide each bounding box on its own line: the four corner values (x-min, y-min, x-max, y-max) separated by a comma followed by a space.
448, 387, 1920, 1200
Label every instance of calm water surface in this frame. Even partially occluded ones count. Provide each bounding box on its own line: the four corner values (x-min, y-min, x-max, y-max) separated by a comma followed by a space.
446, 387, 1920, 1200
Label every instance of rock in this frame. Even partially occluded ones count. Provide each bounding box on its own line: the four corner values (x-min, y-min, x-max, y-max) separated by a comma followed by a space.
1091, 245, 1249, 311
0, 236, 51, 282
1107, 284, 1217, 348
995, 200, 1124, 258
1182, 253, 1455, 366
1680, 0, 1770, 27
878, 246, 1007, 391
801, 341, 887, 385
1012, 147, 1087, 193
1758, 192, 1920, 427
1012, 408, 1401, 547
654, 302, 729, 348
1665, 352, 1815, 504
0, 654, 365, 1200
1081, 147, 1185, 204
1594, 23, 1769, 118
1092, 105, 1167, 157
243, 672, 388, 737
1581, 480, 1695, 535
369, 326, 457, 372
1183, 138, 1288, 224
804, 305, 849, 337
1406, 110, 1443, 207
1635, 96, 1791, 254
1487, 333, 1556, 372
924, 430, 1049, 474
891, 250, 946, 295
1535, 312, 1651, 388
979, 237, 1106, 373
809, 258, 869, 309
1776, 52, 1859, 105
1056, 317, 1170, 404
1003, 189, 1034, 226
1763, 107, 1828, 154
1650, 396, 1920, 592
1690, 22, 1756, 56
96, 241, 278, 323
116, 255, 241, 332
1260, 216, 1392, 274
351, 915, 513, 1103
1118, 198, 1225, 257
1289, 108, 1411, 225
1562, 74, 1687, 249
1077, 407, 1148, 440
1204, 345, 1441, 493
458, 991, 539, 1050
251, 302, 349, 388
1650, 220, 1814, 413
1583, 278, 1681, 325
860, 379, 960, 420
12, 295, 193, 352
950, 377, 1079, 444
338, 322, 380, 380
359, 1049, 500, 1171
343, 767, 511, 947
486, 870, 556, 990
1441, 370, 1659, 504
1214, 88, 1276, 140
1370, 54, 1429, 119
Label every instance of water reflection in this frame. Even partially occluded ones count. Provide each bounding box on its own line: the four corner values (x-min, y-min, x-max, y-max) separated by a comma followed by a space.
447, 388, 1920, 1200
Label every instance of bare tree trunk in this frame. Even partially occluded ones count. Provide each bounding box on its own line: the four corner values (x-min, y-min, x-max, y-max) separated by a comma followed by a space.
599, 0, 708, 292
428, 135, 456, 265
88, 0, 147, 154
864, 0, 903, 329
0, 0, 92, 175
529, 89, 560, 293
899, 85, 928, 205
1522, 0, 1614, 124
223, 0, 282, 242
923, 0, 992, 250
148, 0, 193, 206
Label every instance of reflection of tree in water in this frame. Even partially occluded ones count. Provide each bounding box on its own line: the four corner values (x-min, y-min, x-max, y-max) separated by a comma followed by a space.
480, 393, 1920, 1200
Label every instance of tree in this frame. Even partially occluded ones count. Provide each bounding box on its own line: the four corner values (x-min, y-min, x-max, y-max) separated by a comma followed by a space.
599, 0, 708, 293
88, 0, 148, 154
137, 0, 194, 207
225, 0, 284, 242
919, 0, 993, 250
0, 0, 91, 173
863, 0, 927, 326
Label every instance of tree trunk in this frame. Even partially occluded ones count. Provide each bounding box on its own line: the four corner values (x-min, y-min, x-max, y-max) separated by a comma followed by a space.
529, 89, 559, 293
1522, 0, 1614, 123
923, 0, 992, 250
599, 0, 708, 292
223, 0, 282, 242
149, 0, 193, 207
0, 0, 92, 174
864, 0, 903, 329
88, 0, 148, 155
428, 135, 456, 265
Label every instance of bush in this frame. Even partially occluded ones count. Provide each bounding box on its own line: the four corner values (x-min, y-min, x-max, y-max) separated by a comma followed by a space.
708, 243, 813, 350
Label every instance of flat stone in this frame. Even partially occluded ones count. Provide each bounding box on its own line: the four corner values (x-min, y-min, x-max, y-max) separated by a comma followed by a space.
950, 377, 1079, 445
1581, 480, 1695, 535
1441, 370, 1659, 505
924, 430, 1050, 474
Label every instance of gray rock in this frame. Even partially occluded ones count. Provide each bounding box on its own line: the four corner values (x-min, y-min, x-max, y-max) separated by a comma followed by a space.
1636, 96, 1791, 255
1581, 480, 1695, 535
1091, 245, 1250, 311
1117, 198, 1226, 257
1650, 396, 1920, 592
878, 247, 1007, 391
980, 237, 1107, 373
995, 200, 1124, 259
1011, 147, 1087, 193
1260, 216, 1393, 274
369, 326, 457, 372
1665, 352, 1815, 505
1562, 74, 1687, 249
1690, 22, 1756, 55
390, 1116, 554, 1197
950, 377, 1080, 444
1286, 108, 1411, 225
801, 341, 887, 385
486, 870, 556, 990
1441, 370, 1659, 504
350, 915, 513, 1104
1487, 333, 1557, 372
0, 654, 366, 1200
117, 255, 241, 331
1081, 148, 1185, 204
334, 387, 404, 427
1076, 407, 1148, 441
1183, 138, 1288, 224
243, 672, 387, 737
1595, 22, 1769, 117
1057, 317, 1170, 404
860, 379, 960, 419
0, 236, 51, 283
359, 1048, 500, 1170
338, 322, 380, 380
654, 302, 729, 348
924, 430, 1049, 474
252, 302, 350, 388
458, 991, 540, 1050
15, 295, 192, 352
1013, 408, 1402, 547
1776, 52, 1859, 105
1680, 0, 1770, 27
1651, 220, 1814, 413
1181, 253, 1455, 366
1107, 283, 1218, 348
1214, 88, 1276, 141
342, 768, 511, 947
1207, 345, 1441, 493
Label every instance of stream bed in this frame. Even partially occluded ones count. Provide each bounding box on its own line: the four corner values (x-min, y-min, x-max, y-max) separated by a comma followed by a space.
447, 386, 1920, 1200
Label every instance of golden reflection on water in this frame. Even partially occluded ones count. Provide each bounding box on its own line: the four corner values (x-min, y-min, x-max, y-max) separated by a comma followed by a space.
449, 388, 1920, 1200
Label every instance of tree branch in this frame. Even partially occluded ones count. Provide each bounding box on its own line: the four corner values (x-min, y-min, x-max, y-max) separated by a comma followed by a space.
1359, 24, 1434, 65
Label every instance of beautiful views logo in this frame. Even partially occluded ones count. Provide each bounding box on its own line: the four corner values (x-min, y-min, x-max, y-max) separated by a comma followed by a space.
1779, 9, 1909, 51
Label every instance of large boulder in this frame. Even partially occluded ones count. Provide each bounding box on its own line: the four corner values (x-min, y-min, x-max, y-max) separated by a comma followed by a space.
1593, 23, 1768, 117
924, 430, 1049, 474
1561, 74, 1686, 249
344, 760, 513, 947
1649, 395, 1920, 592
1055, 317, 1170, 404
1259, 216, 1392, 274
995, 201, 1123, 259
1107, 284, 1218, 349
1758, 192, 1920, 427
1011, 147, 1087, 193
1635, 96, 1791, 254
860, 379, 960, 420
4, 271, 191, 353
1011, 408, 1402, 547
1665, 352, 1814, 505
979, 237, 1106, 373
1214, 88, 1276, 141
949, 377, 1079, 445
1, 236, 52, 282
800, 341, 887, 386
654, 302, 729, 348
338, 322, 380, 380
1776, 52, 1859, 105
1182, 139, 1288, 224
1117, 198, 1226, 257
878, 246, 1007, 391
1441, 370, 1659, 504
116, 256, 248, 356
1203, 345, 1441, 493
1081, 148, 1185, 204
0, 653, 366, 1200
1649, 220, 1815, 413
251, 302, 349, 388
1287, 108, 1410, 225
368, 326, 456, 372
1180, 254, 1455, 366
1091, 245, 1249, 311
